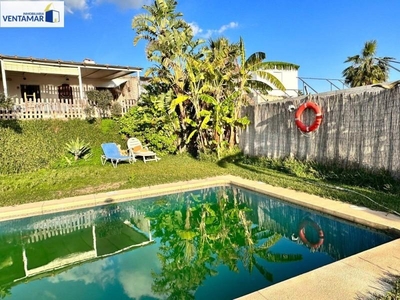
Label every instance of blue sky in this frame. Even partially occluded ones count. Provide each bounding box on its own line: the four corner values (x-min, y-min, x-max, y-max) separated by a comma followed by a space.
1, 0, 400, 93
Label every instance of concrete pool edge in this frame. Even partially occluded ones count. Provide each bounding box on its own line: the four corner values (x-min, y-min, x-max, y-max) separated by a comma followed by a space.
1, 175, 400, 299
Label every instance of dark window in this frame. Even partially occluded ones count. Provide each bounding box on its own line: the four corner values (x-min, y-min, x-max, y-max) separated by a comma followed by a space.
20, 85, 41, 102
58, 84, 73, 103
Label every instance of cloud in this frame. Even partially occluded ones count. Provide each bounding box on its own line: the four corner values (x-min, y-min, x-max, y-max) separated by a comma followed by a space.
188, 22, 203, 36
189, 21, 239, 39
64, 0, 91, 18
116, 246, 161, 299
48, 259, 116, 287
218, 22, 239, 34
63, 0, 150, 18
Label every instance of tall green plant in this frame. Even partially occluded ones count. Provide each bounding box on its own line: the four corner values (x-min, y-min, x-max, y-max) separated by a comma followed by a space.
131, 0, 297, 157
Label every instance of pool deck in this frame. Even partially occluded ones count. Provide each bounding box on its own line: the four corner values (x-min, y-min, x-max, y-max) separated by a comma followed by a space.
1, 175, 400, 299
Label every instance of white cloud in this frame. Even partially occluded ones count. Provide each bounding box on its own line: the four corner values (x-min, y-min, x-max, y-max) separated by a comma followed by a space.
190, 21, 239, 39
217, 22, 238, 34
64, 0, 91, 18
189, 22, 203, 36
48, 259, 116, 287
118, 269, 158, 299
116, 246, 161, 299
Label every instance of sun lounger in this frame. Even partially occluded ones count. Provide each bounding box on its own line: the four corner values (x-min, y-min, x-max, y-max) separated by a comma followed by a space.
101, 142, 135, 167
127, 138, 160, 163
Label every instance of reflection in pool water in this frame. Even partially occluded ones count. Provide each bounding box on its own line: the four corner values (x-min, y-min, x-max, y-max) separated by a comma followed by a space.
0, 186, 394, 299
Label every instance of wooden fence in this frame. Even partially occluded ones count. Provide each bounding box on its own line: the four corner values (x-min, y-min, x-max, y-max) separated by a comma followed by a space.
239, 85, 400, 178
0, 97, 137, 119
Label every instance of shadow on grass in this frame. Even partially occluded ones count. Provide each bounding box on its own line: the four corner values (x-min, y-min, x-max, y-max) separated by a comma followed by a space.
0, 119, 22, 133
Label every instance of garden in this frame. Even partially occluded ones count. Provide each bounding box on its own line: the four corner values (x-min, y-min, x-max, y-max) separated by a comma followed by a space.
1, 0, 400, 297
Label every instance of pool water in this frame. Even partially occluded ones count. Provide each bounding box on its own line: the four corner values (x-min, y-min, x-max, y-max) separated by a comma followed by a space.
0, 186, 394, 299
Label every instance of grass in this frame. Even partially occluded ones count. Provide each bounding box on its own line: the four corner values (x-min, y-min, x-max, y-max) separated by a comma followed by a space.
1, 153, 400, 218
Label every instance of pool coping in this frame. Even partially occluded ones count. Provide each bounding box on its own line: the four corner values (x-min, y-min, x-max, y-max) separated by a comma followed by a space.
1, 175, 400, 299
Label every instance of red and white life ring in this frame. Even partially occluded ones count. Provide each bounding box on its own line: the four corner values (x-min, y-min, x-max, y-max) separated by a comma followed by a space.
298, 218, 324, 249
294, 102, 323, 133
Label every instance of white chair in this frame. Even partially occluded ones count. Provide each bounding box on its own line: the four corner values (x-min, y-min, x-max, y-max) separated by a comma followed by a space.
127, 138, 160, 163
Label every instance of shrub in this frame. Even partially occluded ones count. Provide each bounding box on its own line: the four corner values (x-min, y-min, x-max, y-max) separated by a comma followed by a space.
65, 137, 91, 161
86, 90, 114, 118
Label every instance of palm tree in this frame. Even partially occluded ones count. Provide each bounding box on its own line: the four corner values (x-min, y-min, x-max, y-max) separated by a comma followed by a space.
342, 40, 393, 87
229, 37, 299, 146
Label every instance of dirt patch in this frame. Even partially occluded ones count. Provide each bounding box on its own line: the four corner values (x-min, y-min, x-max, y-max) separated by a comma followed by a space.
73, 182, 124, 196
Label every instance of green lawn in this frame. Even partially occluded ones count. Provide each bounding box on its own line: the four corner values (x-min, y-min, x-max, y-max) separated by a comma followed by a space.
1, 154, 400, 218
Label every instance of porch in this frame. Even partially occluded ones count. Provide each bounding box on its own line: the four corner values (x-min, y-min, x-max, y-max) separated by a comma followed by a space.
0, 54, 143, 119
0, 97, 137, 119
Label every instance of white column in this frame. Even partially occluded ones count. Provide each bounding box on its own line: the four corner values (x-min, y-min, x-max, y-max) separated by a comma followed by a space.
78, 66, 84, 100
136, 70, 141, 98
0, 59, 8, 97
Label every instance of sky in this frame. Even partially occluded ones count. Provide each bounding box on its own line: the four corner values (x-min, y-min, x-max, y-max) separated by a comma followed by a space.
1, 0, 400, 93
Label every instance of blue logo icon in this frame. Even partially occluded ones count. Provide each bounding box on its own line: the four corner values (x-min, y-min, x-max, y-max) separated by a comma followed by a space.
44, 3, 59, 23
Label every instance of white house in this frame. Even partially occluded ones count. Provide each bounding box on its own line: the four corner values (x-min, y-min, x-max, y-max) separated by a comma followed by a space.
0, 54, 143, 119
252, 67, 299, 103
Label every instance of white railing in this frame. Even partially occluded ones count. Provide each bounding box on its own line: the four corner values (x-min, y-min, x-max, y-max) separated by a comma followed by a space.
0, 97, 137, 119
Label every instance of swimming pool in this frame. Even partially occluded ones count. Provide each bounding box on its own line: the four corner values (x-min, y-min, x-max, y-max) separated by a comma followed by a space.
0, 185, 395, 299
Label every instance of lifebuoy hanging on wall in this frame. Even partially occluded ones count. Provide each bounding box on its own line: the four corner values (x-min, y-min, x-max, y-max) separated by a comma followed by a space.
298, 218, 324, 249
294, 102, 323, 133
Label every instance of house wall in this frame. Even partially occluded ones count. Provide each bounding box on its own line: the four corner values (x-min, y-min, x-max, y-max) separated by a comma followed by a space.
1, 72, 132, 100
2, 72, 70, 99
252, 69, 299, 103
117, 76, 140, 102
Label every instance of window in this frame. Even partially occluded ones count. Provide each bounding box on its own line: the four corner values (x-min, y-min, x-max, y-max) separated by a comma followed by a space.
20, 85, 41, 102
58, 84, 73, 103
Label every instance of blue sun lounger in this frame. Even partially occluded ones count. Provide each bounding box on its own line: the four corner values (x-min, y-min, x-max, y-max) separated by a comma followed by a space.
101, 143, 135, 167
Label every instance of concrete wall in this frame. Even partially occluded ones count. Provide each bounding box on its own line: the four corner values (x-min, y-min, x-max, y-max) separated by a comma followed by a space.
240, 85, 400, 178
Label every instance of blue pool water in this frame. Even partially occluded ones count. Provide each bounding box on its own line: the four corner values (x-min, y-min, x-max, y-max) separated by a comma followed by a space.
0, 186, 395, 299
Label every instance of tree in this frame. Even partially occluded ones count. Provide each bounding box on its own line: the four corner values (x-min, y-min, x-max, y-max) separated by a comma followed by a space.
131, 0, 298, 157
86, 90, 114, 118
0, 93, 13, 110
342, 40, 393, 87
132, 0, 203, 153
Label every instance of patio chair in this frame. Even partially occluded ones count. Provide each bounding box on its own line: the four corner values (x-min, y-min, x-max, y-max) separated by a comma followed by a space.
127, 137, 160, 163
101, 143, 136, 167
